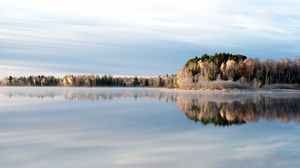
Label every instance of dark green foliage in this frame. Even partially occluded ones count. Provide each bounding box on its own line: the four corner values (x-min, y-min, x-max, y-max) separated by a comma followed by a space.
8, 76, 13, 85
133, 76, 140, 86
200, 54, 210, 61
185, 56, 200, 68
158, 76, 164, 87
200, 53, 247, 67
144, 79, 149, 87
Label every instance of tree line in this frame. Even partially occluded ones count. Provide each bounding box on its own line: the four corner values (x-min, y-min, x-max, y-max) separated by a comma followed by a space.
1, 53, 299, 89
177, 53, 300, 89
0, 74, 177, 88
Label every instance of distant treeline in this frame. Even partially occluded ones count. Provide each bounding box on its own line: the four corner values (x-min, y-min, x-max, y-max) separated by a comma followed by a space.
1, 53, 300, 89
0, 74, 177, 88
177, 53, 300, 89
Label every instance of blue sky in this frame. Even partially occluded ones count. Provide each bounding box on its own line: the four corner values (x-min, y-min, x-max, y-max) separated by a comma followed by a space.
0, 0, 300, 77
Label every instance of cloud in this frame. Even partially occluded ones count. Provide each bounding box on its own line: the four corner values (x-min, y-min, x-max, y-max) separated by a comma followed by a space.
0, 60, 65, 78
0, 0, 300, 75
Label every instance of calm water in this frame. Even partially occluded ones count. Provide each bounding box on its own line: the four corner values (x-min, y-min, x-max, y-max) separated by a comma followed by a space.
0, 87, 300, 168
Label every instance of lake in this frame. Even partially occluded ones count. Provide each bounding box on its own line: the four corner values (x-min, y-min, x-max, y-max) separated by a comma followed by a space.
0, 87, 299, 168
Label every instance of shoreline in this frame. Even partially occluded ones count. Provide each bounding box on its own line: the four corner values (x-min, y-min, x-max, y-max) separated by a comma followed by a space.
0, 86, 299, 93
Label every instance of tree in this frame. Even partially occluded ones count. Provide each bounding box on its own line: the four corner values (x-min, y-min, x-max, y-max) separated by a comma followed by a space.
133, 76, 140, 86
8, 76, 13, 85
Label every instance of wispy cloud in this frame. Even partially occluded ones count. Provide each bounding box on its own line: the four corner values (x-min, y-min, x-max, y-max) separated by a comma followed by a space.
0, 0, 300, 76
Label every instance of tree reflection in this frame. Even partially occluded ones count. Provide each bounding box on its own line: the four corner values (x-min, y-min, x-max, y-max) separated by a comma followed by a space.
1, 87, 299, 126
176, 95, 300, 126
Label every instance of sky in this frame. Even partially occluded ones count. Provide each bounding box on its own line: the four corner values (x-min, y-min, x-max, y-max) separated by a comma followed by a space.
0, 0, 300, 77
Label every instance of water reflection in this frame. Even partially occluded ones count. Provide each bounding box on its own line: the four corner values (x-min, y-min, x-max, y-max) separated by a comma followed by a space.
177, 96, 300, 126
0, 87, 300, 168
1, 87, 299, 126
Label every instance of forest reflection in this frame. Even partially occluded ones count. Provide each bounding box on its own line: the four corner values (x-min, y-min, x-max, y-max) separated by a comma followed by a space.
1, 88, 299, 126
176, 95, 300, 126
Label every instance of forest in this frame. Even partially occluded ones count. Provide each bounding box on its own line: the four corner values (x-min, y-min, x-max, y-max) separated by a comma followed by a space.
177, 53, 300, 89
0, 74, 177, 88
1, 53, 299, 89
